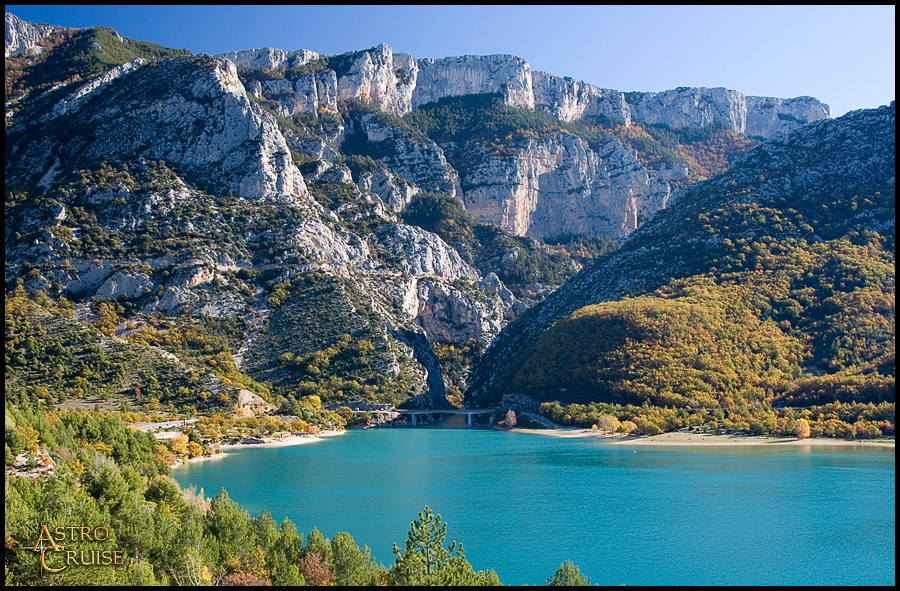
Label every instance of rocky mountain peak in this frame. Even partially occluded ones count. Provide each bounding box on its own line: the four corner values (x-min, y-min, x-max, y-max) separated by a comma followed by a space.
7, 54, 309, 202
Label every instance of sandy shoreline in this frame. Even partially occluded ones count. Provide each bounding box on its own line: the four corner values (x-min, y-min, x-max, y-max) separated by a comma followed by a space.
217, 430, 345, 450
509, 428, 895, 448
174, 430, 346, 466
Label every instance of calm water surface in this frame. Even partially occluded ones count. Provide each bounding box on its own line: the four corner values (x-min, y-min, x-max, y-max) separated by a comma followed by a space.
173, 429, 895, 585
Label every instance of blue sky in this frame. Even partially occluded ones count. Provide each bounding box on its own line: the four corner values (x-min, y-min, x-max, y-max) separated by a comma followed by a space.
6, 5, 895, 117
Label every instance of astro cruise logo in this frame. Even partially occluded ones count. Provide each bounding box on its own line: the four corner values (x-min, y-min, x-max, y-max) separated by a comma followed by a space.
32, 525, 125, 572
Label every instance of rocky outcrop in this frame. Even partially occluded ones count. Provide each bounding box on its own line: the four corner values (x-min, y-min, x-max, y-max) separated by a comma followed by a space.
532, 71, 632, 124
375, 223, 479, 280
94, 270, 155, 300
356, 167, 420, 212
479, 272, 521, 312
7, 56, 309, 201
240, 44, 420, 118
282, 125, 344, 161
414, 280, 504, 345
413, 54, 534, 110
149, 261, 245, 317
5, 12, 59, 57
291, 218, 370, 268
248, 70, 339, 117
745, 95, 832, 138
458, 132, 672, 239
312, 161, 354, 184
51, 260, 117, 298
284, 48, 538, 115
47, 58, 146, 119
337, 44, 420, 115
367, 223, 510, 348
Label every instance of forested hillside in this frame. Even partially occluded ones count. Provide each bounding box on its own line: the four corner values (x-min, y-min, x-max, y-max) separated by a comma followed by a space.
469, 104, 895, 438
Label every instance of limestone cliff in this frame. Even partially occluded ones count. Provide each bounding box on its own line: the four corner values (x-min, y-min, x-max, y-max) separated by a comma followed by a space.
626, 87, 830, 138
456, 131, 674, 240
218, 46, 321, 70
228, 41, 828, 139
5, 12, 60, 57
413, 54, 534, 110
346, 111, 461, 196
531, 70, 632, 124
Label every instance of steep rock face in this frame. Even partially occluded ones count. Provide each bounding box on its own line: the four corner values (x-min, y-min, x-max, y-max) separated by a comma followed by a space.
628, 87, 749, 131
349, 111, 460, 195
240, 46, 418, 118
249, 70, 340, 117
7, 56, 309, 201
415, 281, 504, 345
627, 87, 829, 137
467, 103, 894, 407
230, 42, 828, 139
369, 224, 507, 347
458, 132, 672, 239
413, 54, 534, 110
338, 44, 419, 115
745, 95, 833, 139
5, 12, 59, 57
356, 167, 420, 212
531, 73, 830, 137
532, 71, 632, 124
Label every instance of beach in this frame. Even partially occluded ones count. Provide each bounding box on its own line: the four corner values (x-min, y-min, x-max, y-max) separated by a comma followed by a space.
173, 430, 346, 466
509, 428, 895, 448
216, 430, 345, 450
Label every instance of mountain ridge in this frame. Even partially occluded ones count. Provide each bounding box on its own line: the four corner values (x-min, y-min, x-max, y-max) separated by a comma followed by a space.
4, 12, 891, 420
224, 41, 830, 138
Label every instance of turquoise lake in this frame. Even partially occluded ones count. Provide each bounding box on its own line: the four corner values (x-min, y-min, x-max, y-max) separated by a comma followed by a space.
173, 429, 895, 586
